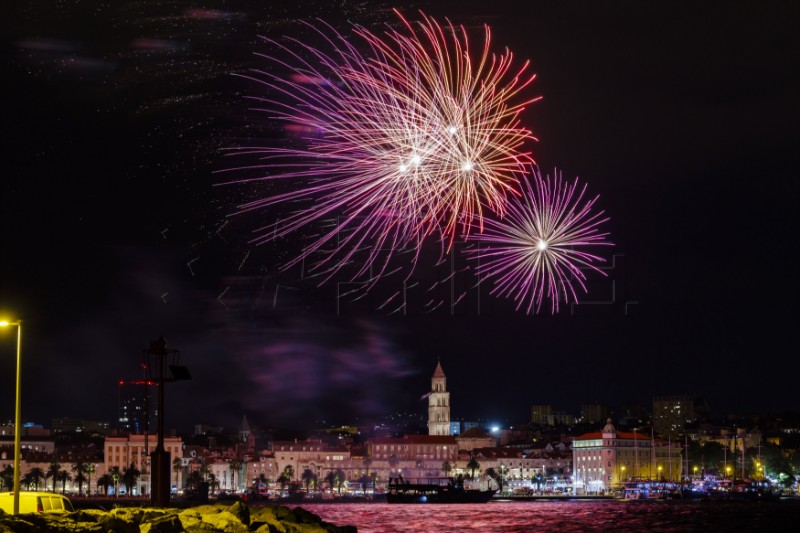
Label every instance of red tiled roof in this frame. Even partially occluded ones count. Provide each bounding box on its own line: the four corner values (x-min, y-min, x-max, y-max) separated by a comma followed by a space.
369, 435, 457, 445
471, 447, 522, 459
458, 427, 491, 438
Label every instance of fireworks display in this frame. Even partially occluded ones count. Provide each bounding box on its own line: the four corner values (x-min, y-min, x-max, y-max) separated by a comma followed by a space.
465, 169, 613, 314
218, 9, 539, 285
217, 9, 613, 313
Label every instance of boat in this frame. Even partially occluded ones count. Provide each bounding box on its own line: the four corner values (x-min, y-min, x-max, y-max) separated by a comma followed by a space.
704, 481, 780, 502
386, 476, 496, 504
622, 481, 681, 500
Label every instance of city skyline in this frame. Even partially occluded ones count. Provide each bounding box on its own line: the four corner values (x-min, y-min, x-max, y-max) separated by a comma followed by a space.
2, 1, 798, 434
1, 357, 793, 437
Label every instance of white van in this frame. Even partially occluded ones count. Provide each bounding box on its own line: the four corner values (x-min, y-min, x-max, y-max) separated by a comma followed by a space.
0, 491, 74, 514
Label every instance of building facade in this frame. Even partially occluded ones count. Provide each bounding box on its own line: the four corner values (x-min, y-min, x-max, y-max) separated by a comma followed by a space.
104, 434, 183, 496
530, 405, 554, 425
652, 395, 711, 436
271, 439, 350, 487
117, 380, 157, 434
572, 420, 682, 494
580, 404, 610, 425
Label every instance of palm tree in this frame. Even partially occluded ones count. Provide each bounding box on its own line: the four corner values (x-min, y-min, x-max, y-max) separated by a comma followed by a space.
56, 470, 72, 494
334, 468, 346, 495
71, 460, 88, 496
484, 467, 503, 492
185, 470, 202, 491
208, 473, 219, 493
84, 463, 96, 496
47, 462, 62, 492
301, 468, 316, 493
109, 466, 122, 496
0, 465, 13, 490
467, 456, 480, 480
172, 457, 183, 490
277, 465, 293, 492
441, 460, 453, 478
324, 471, 337, 493
96, 474, 113, 496
73, 469, 87, 496
122, 463, 141, 496
22, 472, 35, 489
358, 474, 371, 494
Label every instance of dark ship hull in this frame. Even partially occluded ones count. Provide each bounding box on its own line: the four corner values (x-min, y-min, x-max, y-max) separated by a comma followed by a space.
386, 477, 496, 504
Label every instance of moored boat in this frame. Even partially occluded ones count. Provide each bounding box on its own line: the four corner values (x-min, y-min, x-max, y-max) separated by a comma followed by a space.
622, 481, 681, 500
386, 476, 496, 504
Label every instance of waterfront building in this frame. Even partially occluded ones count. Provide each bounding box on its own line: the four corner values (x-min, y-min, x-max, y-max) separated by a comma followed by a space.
244, 452, 277, 490
572, 419, 682, 494
466, 447, 542, 483
367, 434, 458, 482
271, 438, 350, 486
427, 360, 451, 436
104, 434, 183, 495
368, 434, 457, 461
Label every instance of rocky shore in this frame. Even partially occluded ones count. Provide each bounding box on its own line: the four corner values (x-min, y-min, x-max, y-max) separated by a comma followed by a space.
0, 501, 356, 532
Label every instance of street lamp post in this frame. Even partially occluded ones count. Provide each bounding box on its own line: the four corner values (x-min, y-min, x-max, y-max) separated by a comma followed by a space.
0, 319, 22, 515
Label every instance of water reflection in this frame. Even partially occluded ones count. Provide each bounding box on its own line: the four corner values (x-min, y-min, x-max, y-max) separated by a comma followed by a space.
288, 500, 800, 532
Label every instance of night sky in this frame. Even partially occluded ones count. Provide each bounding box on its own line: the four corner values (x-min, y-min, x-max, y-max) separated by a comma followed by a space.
1, 1, 798, 435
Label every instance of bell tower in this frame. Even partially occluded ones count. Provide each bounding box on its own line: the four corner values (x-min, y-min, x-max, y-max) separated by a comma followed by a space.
427, 360, 451, 435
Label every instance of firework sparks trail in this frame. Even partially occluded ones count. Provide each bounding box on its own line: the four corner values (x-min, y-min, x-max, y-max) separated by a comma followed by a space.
216, 9, 539, 285
465, 168, 613, 314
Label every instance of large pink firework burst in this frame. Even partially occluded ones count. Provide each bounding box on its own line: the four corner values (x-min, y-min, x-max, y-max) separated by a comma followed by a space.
217, 10, 539, 284
465, 168, 613, 314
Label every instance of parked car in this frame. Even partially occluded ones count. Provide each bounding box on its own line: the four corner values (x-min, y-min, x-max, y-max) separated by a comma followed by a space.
0, 491, 75, 514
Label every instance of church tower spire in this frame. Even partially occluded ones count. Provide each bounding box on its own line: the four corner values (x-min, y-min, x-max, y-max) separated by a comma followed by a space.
428, 359, 450, 435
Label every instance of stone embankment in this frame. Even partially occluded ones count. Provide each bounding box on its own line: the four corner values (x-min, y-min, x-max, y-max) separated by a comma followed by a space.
0, 501, 356, 532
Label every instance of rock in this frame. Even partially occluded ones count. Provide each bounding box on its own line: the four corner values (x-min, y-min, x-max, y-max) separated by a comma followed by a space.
250, 506, 355, 533
0, 503, 356, 533
110, 507, 147, 524
140, 514, 184, 533
228, 501, 250, 525
198, 510, 249, 532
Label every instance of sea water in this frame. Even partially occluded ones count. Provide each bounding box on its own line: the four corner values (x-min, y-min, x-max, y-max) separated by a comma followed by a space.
288, 499, 800, 532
